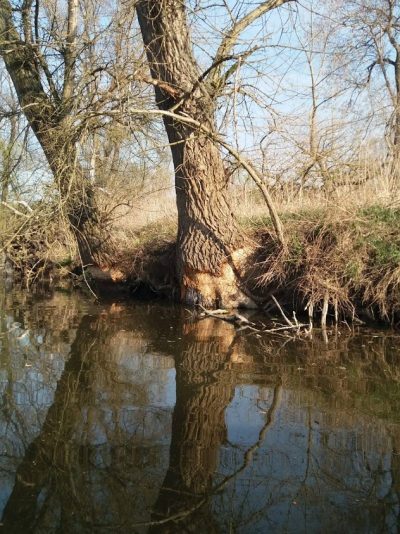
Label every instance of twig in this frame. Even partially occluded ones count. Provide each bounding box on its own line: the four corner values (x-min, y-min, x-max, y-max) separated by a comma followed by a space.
261, 324, 308, 334
14, 200, 33, 212
198, 305, 254, 326
198, 305, 308, 335
236, 324, 263, 333
205, 308, 229, 315
1, 201, 30, 218
270, 295, 294, 327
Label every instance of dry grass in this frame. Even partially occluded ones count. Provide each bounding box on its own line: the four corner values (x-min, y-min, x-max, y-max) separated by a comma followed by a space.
232, 162, 400, 229
245, 204, 400, 325
0, 203, 78, 283
225, 163, 400, 324
106, 189, 177, 286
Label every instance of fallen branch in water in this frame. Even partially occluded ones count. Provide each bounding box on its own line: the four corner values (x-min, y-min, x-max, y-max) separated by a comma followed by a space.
197, 305, 308, 335
270, 295, 295, 327
239, 323, 308, 334
198, 305, 256, 326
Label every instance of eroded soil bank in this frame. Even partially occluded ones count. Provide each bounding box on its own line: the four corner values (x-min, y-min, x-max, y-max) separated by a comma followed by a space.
2, 204, 400, 327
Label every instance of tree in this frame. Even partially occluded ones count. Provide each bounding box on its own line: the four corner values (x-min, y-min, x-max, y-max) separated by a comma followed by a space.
0, 0, 146, 267
0, 0, 96, 263
332, 0, 400, 165
136, 0, 291, 308
271, 2, 357, 193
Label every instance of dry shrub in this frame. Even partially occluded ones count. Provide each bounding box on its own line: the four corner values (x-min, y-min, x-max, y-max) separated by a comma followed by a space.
246, 204, 400, 324
2, 203, 77, 282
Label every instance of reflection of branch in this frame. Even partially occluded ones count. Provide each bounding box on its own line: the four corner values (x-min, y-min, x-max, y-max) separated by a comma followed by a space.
130, 382, 282, 529
214, 382, 282, 491
287, 406, 313, 526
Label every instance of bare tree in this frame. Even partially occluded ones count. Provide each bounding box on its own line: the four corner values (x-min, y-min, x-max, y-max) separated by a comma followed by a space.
275, 4, 358, 193
331, 0, 400, 165
0, 0, 150, 267
0, 0, 97, 263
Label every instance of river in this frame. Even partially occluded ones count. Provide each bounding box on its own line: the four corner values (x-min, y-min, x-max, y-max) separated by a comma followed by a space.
0, 284, 399, 533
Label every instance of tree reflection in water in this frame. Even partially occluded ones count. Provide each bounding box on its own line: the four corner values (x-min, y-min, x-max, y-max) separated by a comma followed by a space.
0, 288, 399, 533
150, 319, 240, 533
0, 297, 176, 533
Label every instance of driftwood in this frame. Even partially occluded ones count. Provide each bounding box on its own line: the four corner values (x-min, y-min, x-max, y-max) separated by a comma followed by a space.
198, 303, 309, 336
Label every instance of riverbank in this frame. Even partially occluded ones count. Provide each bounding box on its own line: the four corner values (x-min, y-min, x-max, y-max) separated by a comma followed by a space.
2, 197, 400, 327
246, 205, 400, 326
116, 203, 400, 326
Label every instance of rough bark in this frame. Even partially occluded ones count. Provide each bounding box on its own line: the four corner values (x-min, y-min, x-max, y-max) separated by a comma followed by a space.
136, 0, 253, 308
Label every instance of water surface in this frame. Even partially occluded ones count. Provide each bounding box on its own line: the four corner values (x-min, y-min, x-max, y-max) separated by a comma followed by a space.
0, 285, 399, 533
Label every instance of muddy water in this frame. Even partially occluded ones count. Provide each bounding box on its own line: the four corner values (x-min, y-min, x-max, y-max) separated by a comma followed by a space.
0, 286, 399, 533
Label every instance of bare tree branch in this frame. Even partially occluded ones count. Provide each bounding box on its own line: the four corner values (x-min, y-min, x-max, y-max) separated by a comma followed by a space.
210, 0, 294, 87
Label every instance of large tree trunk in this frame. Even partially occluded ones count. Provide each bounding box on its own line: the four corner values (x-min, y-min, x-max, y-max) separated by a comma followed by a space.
136, 0, 253, 308
35, 122, 102, 267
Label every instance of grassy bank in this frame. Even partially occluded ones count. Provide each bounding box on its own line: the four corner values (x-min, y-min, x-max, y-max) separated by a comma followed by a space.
116, 202, 400, 325
244, 204, 400, 325
2, 184, 400, 326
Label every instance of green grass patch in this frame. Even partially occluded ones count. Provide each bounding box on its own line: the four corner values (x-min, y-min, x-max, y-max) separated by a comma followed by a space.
132, 218, 177, 247
359, 205, 400, 225
369, 239, 400, 266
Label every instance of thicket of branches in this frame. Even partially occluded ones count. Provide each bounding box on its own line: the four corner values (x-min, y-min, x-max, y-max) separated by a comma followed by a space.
0, 2, 398, 196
